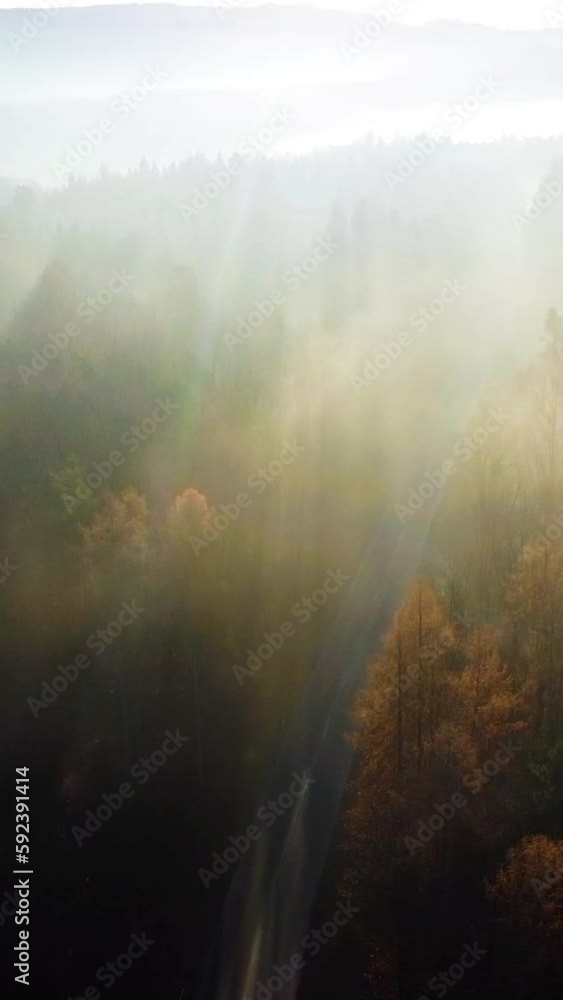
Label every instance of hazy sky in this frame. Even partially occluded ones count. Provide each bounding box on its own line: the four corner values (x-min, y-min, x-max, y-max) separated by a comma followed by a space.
0, 0, 555, 30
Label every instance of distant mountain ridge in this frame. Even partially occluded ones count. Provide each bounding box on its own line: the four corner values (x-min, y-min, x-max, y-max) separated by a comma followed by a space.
1, 6, 562, 98
1, 5, 563, 183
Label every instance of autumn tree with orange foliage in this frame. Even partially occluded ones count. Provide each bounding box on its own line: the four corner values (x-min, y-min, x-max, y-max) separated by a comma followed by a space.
80, 487, 149, 602
487, 835, 563, 981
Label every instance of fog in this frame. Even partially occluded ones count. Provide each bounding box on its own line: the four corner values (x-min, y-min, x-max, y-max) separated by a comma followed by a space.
4, 5, 563, 1000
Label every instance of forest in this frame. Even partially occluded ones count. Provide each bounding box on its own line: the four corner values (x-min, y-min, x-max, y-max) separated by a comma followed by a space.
2, 132, 563, 999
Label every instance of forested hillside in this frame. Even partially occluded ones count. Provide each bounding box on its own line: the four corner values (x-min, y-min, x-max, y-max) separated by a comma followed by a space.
2, 135, 563, 998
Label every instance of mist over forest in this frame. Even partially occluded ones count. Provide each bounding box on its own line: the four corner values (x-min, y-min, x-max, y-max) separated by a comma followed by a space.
3, 4, 563, 1000
2, 4, 563, 180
